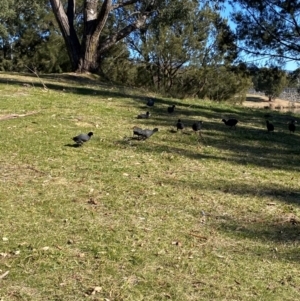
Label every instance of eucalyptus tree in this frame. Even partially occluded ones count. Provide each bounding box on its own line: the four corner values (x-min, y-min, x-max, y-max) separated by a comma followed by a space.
50, 0, 160, 73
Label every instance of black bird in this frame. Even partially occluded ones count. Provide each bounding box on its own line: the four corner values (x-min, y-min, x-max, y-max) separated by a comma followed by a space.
146, 98, 155, 107
266, 120, 274, 132
176, 119, 184, 132
72, 132, 93, 145
167, 105, 176, 113
192, 121, 203, 136
288, 120, 297, 133
137, 111, 150, 119
133, 127, 158, 140
133, 127, 144, 139
222, 118, 238, 129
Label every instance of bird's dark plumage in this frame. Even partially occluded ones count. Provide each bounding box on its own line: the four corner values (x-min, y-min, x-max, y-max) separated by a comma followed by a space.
133, 127, 143, 138
192, 121, 203, 133
167, 105, 176, 113
288, 120, 297, 133
133, 127, 158, 140
137, 111, 150, 119
222, 118, 238, 129
146, 98, 155, 107
176, 119, 184, 131
72, 132, 93, 145
266, 120, 274, 132
192, 121, 204, 142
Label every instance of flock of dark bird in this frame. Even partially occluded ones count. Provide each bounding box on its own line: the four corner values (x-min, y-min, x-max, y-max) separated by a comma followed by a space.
71, 98, 297, 146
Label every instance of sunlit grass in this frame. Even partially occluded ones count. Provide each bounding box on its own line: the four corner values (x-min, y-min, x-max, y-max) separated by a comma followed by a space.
0, 72, 300, 300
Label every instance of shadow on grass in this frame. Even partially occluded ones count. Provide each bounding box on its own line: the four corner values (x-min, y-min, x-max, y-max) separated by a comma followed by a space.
64, 143, 81, 148
134, 113, 300, 172
156, 175, 300, 260
215, 215, 300, 262
0, 75, 147, 103
159, 176, 300, 206
0, 73, 248, 117
246, 95, 269, 103
129, 126, 300, 172
2, 73, 299, 172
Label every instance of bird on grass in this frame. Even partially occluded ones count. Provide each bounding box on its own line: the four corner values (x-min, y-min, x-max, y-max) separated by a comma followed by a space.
146, 98, 155, 107
72, 132, 93, 146
192, 121, 203, 139
266, 120, 274, 132
137, 111, 150, 119
133, 127, 158, 140
176, 119, 184, 132
288, 120, 297, 133
222, 118, 238, 129
167, 105, 176, 113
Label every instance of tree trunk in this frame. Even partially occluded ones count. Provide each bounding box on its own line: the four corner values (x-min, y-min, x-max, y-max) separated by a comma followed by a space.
50, 0, 152, 73
50, 0, 81, 71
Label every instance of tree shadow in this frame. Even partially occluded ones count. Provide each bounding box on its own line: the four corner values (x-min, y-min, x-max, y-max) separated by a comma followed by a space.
153, 174, 300, 261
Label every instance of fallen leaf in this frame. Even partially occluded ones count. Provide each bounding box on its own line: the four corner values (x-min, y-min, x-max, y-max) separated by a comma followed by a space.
171, 241, 182, 247
0, 271, 9, 279
189, 233, 208, 240
88, 198, 98, 205
86, 286, 102, 295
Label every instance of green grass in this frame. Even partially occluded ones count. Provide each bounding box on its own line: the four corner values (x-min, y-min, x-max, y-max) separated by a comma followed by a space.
0, 72, 300, 301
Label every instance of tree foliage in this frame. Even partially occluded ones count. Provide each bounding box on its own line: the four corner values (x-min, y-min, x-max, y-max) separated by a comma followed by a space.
230, 0, 300, 65
252, 66, 287, 101
0, 0, 69, 72
128, 1, 239, 95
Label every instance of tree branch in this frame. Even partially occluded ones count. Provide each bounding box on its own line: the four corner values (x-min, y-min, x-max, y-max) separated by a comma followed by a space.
93, 0, 113, 38
98, 13, 149, 55
112, 0, 139, 9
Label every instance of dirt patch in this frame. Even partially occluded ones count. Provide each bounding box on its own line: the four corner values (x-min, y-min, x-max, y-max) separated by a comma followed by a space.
244, 94, 300, 112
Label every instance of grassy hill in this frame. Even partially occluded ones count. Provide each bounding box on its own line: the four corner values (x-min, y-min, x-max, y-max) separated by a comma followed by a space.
0, 72, 300, 300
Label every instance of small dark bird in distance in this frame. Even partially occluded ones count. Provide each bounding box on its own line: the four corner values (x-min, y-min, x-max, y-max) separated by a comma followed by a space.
288, 119, 297, 133
146, 98, 155, 107
266, 120, 274, 132
137, 111, 150, 119
222, 118, 238, 129
72, 132, 93, 145
192, 121, 203, 139
167, 105, 176, 113
176, 119, 184, 132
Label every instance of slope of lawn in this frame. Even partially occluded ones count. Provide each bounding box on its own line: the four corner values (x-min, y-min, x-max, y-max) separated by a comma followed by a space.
0, 72, 300, 301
